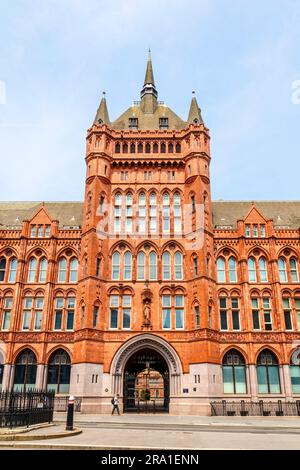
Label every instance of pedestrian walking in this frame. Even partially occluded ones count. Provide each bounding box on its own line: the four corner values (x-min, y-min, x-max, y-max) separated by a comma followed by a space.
111, 394, 120, 415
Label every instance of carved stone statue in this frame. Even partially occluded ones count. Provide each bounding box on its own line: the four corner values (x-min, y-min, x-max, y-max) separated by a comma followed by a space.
143, 300, 151, 324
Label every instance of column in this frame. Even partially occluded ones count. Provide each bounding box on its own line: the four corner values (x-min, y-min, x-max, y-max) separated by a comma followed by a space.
282, 364, 292, 399
36, 364, 45, 390
248, 364, 258, 399
1, 364, 12, 391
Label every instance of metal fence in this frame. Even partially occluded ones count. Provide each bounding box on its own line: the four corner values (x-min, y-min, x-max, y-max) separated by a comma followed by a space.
54, 396, 82, 412
211, 399, 300, 417
0, 390, 55, 428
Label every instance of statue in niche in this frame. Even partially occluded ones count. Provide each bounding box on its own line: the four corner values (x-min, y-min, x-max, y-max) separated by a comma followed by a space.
143, 299, 151, 325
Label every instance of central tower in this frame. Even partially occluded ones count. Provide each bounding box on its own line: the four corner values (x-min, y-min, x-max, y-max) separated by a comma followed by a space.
70, 53, 221, 414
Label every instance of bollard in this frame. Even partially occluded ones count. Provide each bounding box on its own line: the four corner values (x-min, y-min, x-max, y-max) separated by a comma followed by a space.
66, 395, 74, 431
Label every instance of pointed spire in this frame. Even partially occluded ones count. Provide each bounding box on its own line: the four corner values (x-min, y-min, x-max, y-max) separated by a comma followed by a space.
140, 50, 158, 113
143, 49, 155, 86
187, 91, 203, 124
94, 91, 110, 125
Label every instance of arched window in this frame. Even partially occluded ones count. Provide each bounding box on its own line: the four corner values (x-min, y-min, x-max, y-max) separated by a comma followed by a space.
28, 258, 37, 283
130, 142, 135, 153
47, 349, 71, 394
162, 252, 171, 280
115, 142, 121, 153
69, 258, 78, 282
39, 258, 47, 283
124, 251, 132, 280
149, 251, 157, 280
0, 258, 6, 282
175, 143, 181, 153
217, 257, 225, 282
290, 258, 299, 282
149, 192, 157, 234
114, 192, 122, 233
138, 192, 146, 233
174, 251, 183, 280
161, 142, 166, 153
112, 252, 120, 280
168, 142, 173, 153
278, 257, 287, 282
290, 350, 300, 393
137, 252, 146, 280
123, 142, 128, 153
13, 349, 37, 391
193, 256, 198, 277
259, 257, 268, 282
58, 257, 67, 283
257, 350, 280, 393
248, 257, 256, 282
137, 142, 142, 153
222, 349, 246, 394
8, 258, 17, 283
145, 142, 151, 153
228, 257, 237, 283
125, 192, 133, 233
173, 192, 182, 234
162, 193, 170, 233
153, 142, 158, 153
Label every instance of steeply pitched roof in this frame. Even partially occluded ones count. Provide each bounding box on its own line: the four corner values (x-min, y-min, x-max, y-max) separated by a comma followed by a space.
187, 93, 203, 124
0, 202, 83, 229
94, 93, 110, 125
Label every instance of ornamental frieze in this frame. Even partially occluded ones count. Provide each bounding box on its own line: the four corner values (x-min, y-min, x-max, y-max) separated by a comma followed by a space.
47, 332, 74, 342
14, 333, 42, 342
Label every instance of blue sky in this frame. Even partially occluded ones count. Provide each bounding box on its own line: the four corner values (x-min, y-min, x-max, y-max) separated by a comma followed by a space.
0, 0, 299, 201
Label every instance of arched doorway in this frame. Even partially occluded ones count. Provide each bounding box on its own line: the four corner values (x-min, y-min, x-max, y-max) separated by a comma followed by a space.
13, 349, 37, 391
123, 348, 169, 413
47, 349, 71, 394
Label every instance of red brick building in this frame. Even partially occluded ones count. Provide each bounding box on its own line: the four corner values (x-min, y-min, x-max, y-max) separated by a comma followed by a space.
0, 53, 300, 414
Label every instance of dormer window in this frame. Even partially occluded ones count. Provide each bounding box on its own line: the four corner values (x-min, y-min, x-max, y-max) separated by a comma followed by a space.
159, 117, 169, 129
129, 118, 138, 129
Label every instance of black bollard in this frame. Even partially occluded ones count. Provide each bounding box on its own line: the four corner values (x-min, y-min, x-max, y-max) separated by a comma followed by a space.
66, 395, 74, 431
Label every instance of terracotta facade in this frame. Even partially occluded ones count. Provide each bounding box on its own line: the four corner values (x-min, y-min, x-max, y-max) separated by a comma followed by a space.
0, 55, 300, 414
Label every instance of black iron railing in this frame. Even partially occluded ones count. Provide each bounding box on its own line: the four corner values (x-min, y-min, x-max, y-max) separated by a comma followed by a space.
123, 397, 170, 413
0, 390, 55, 428
54, 396, 81, 412
211, 399, 300, 417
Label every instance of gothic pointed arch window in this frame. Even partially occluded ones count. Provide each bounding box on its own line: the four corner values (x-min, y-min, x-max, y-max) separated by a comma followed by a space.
47, 349, 71, 394
149, 251, 157, 280
161, 142, 166, 153
114, 192, 122, 233
290, 350, 300, 393
137, 251, 146, 280
69, 258, 78, 282
168, 142, 173, 153
217, 257, 226, 282
138, 192, 146, 234
222, 349, 247, 394
173, 192, 182, 234
257, 349, 280, 393
145, 142, 151, 153
112, 252, 120, 280
58, 257, 67, 283
162, 193, 170, 234
175, 143, 181, 153
8, 258, 17, 283
174, 251, 183, 280
153, 142, 158, 153
115, 142, 121, 153
290, 258, 299, 282
248, 257, 256, 282
228, 257, 237, 283
149, 192, 157, 234
137, 142, 143, 153
39, 258, 48, 283
259, 257, 268, 282
124, 251, 132, 280
278, 257, 287, 282
125, 192, 133, 233
130, 142, 135, 153
0, 258, 6, 282
13, 349, 37, 391
28, 257, 37, 283
162, 251, 171, 280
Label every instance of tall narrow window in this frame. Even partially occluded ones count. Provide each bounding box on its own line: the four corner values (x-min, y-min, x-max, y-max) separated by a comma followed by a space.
114, 192, 122, 234
96, 257, 101, 277
219, 298, 228, 330
125, 193, 133, 233
110, 295, 119, 329
8, 258, 17, 283
217, 258, 225, 282
278, 257, 287, 282
175, 295, 184, 329
149, 251, 157, 280
112, 252, 120, 280
283, 298, 293, 330
231, 298, 240, 330
162, 252, 171, 280
174, 251, 183, 280
173, 192, 182, 234
259, 257, 268, 282
0, 258, 6, 282
162, 193, 170, 234
137, 252, 146, 280
263, 297, 272, 330
69, 258, 78, 282
193, 257, 198, 277
30, 225, 36, 238
251, 298, 260, 330
54, 298, 63, 330
228, 257, 237, 283
162, 295, 171, 329
191, 195, 195, 213
58, 257, 67, 283
245, 225, 251, 237
45, 224, 51, 237
28, 258, 37, 283
122, 295, 131, 329
248, 257, 256, 282
39, 258, 47, 283
195, 304, 200, 328
34, 297, 43, 330
124, 251, 132, 280
66, 297, 75, 330
37, 225, 43, 238
260, 225, 266, 237
2, 297, 12, 330
290, 258, 299, 282
93, 305, 99, 328
138, 192, 146, 234
22, 297, 32, 330
149, 192, 157, 234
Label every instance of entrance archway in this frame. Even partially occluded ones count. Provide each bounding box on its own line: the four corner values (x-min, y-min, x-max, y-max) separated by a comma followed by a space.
123, 348, 169, 413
